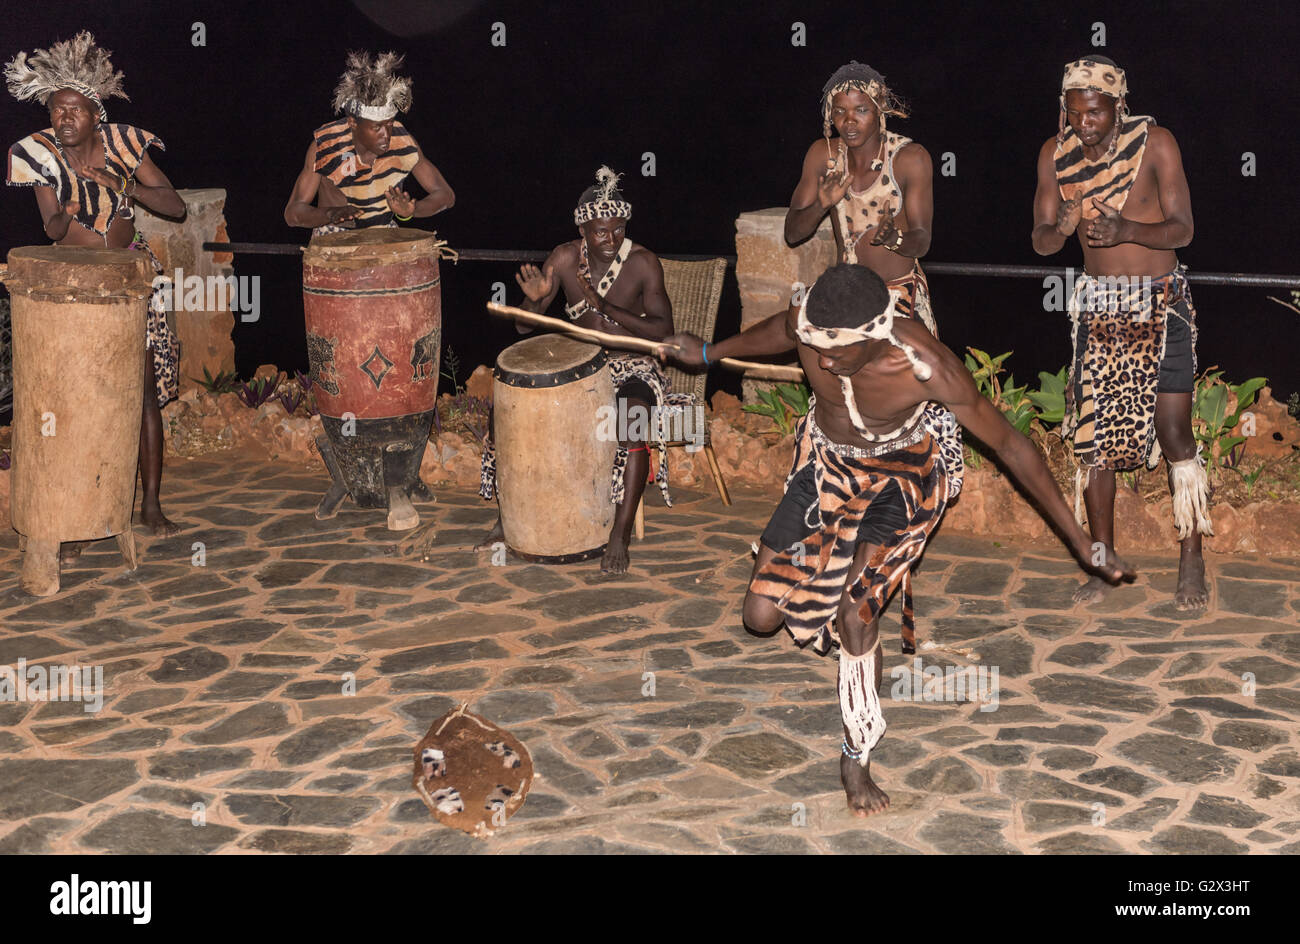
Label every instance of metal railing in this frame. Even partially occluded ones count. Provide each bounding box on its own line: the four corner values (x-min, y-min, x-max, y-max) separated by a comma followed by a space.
203, 242, 1300, 289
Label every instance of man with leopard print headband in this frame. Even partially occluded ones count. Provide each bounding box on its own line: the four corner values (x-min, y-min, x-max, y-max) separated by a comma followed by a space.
477, 167, 678, 575
1032, 55, 1209, 611
786, 61, 938, 335
5, 31, 188, 556
660, 263, 1131, 818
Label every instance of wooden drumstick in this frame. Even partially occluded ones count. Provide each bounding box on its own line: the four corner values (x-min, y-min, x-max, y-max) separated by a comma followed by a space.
486, 302, 806, 383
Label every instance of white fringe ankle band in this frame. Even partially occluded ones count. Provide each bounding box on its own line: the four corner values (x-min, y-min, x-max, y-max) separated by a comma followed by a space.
838, 645, 885, 768
1170, 455, 1213, 540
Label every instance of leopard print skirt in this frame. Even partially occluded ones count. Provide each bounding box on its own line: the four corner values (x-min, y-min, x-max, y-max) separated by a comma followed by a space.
1064, 267, 1194, 471
129, 232, 180, 408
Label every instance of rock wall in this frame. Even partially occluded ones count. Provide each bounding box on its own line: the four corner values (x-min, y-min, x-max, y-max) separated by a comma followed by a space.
942, 461, 1300, 555
734, 208, 835, 403
136, 189, 237, 391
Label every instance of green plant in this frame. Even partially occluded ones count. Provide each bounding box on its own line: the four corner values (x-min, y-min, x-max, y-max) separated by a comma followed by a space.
1239, 463, 1266, 498
1026, 368, 1067, 426
964, 348, 1041, 436
742, 382, 810, 435
1192, 368, 1267, 468
193, 365, 241, 394
441, 345, 463, 394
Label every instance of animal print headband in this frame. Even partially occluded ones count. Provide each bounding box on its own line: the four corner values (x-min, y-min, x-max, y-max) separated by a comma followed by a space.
1060, 58, 1128, 101
574, 165, 632, 225
795, 285, 931, 381
332, 51, 412, 122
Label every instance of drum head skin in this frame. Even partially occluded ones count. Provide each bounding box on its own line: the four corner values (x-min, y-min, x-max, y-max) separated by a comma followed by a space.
303, 227, 445, 269
495, 334, 606, 389
4, 245, 153, 298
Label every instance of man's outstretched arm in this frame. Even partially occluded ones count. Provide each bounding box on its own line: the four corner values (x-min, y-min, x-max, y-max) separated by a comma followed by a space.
659, 306, 797, 368
924, 340, 1132, 583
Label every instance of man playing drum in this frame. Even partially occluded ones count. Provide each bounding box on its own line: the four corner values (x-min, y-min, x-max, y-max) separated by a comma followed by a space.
284, 51, 454, 234
478, 167, 675, 574
5, 32, 187, 556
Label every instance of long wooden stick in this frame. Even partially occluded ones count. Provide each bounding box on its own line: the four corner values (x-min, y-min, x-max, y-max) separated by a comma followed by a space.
486, 302, 805, 383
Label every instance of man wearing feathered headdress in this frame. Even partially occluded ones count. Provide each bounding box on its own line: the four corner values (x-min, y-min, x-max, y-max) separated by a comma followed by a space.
1032, 55, 1209, 611
5, 31, 188, 549
284, 51, 453, 234
785, 61, 938, 336
476, 166, 678, 575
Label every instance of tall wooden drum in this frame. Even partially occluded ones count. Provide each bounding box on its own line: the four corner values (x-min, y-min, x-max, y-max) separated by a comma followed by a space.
303, 228, 445, 530
493, 335, 616, 562
3, 246, 152, 596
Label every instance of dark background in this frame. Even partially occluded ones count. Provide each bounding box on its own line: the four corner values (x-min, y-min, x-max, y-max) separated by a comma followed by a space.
4, 0, 1298, 403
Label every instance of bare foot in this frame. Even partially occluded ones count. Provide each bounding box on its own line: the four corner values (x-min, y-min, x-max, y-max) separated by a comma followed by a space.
473, 517, 505, 552
139, 507, 182, 536
1072, 574, 1110, 606
600, 536, 630, 575
59, 541, 89, 565
1175, 552, 1208, 611
841, 753, 890, 817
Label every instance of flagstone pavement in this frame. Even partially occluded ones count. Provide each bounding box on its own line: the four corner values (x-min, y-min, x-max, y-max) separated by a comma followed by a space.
1, 453, 1297, 855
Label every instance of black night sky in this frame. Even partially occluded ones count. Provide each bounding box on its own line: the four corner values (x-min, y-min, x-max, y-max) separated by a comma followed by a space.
3, 0, 1298, 403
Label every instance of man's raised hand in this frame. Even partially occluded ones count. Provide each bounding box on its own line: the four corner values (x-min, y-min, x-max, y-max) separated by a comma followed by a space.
657, 332, 705, 368
816, 158, 853, 210
1056, 194, 1083, 236
1086, 197, 1127, 247
869, 208, 902, 249
386, 186, 416, 218
515, 262, 554, 302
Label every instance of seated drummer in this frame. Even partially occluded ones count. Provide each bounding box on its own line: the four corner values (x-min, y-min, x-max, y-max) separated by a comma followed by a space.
284, 51, 453, 234
4, 32, 187, 553
478, 167, 674, 574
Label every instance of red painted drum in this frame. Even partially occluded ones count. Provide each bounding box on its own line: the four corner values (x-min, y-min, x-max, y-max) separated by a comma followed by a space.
302, 228, 448, 530
3, 246, 152, 596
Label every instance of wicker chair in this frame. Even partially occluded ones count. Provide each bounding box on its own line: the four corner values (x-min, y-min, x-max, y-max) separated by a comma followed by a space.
633, 257, 730, 539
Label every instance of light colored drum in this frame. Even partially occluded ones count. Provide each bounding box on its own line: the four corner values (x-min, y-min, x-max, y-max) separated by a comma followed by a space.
493, 335, 615, 562
3, 245, 152, 596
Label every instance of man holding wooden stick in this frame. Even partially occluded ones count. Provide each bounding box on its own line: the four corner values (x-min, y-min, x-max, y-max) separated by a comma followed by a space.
478, 166, 676, 574
660, 263, 1132, 817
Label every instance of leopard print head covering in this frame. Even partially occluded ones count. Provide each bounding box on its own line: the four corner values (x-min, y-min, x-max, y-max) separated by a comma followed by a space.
574, 165, 632, 225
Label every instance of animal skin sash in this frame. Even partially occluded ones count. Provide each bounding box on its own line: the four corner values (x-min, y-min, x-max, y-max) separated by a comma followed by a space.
7, 124, 162, 236
830, 131, 912, 264
312, 117, 419, 230
564, 237, 632, 321
1056, 115, 1154, 219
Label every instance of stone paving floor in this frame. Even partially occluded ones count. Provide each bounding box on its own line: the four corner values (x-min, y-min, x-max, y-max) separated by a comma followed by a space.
1, 452, 1298, 855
